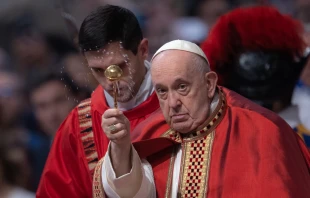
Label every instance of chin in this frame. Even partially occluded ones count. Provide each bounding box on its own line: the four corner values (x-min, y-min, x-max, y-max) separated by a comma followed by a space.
172, 123, 192, 134
117, 93, 134, 103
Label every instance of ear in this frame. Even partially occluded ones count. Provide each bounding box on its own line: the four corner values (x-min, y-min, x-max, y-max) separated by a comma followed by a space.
138, 38, 149, 60
205, 71, 218, 98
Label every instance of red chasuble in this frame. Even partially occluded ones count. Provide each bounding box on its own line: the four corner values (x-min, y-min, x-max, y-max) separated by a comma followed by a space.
36, 85, 159, 198
93, 87, 310, 197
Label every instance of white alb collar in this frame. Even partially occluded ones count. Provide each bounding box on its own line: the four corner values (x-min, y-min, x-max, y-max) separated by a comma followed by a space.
104, 60, 154, 111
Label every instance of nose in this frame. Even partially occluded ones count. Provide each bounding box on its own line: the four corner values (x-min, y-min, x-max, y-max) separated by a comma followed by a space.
168, 91, 181, 109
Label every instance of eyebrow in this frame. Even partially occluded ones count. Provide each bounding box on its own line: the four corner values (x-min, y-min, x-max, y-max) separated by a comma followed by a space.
154, 84, 164, 89
154, 77, 189, 88
173, 77, 189, 84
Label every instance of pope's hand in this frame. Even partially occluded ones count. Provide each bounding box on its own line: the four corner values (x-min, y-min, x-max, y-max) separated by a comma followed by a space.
101, 108, 131, 148
102, 109, 132, 177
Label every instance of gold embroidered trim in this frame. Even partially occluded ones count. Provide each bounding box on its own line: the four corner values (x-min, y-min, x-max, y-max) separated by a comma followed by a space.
178, 131, 215, 197
165, 145, 179, 198
92, 157, 106, 198
77, 99, 99, 178
205, 131, 215, 195
161, 129, 182, 143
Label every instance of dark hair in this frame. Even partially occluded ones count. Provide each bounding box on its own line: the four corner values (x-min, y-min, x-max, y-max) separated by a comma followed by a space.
27, 71, 81, 97
79, 5, 143, 54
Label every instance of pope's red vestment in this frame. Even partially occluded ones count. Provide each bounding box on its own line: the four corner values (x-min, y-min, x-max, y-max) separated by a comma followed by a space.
94, 87, 310, 197
36, 86, 159, 198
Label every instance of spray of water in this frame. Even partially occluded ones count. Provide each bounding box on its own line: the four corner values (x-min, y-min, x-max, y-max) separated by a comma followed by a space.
60, 41, 140, 104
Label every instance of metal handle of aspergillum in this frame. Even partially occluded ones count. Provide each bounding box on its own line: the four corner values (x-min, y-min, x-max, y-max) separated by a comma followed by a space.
104, 65, 123, 109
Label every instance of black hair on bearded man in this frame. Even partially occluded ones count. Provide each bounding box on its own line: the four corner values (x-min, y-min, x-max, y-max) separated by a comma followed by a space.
201, 6, 309, 112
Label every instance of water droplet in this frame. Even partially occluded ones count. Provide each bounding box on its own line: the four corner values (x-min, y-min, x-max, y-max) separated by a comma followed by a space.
111, 52, 114, 55
72, 80, 74, 82
77, 87, 79, 90
68, 97, 70, 100
83, 49, 86, 52
97, 50, 100, 53
65, 85, 67, 87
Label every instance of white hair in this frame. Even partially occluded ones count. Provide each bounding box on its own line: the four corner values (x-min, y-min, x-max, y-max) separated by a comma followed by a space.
191, 54, 210, 79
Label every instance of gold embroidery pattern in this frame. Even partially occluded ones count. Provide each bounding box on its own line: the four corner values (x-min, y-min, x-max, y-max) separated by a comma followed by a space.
92, 157, 106, 198
77, 99, 99, 178
162, 88, 226, 197
179, 132, 215, 197
165, 146, 179, 198
161, 129, 182, 143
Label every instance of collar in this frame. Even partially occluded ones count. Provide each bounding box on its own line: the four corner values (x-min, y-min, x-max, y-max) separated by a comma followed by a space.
161, 87, 227, 142
104, 60, 154, 111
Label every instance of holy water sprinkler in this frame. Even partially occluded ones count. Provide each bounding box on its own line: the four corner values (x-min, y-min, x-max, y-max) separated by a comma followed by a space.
104, 65, 123, 108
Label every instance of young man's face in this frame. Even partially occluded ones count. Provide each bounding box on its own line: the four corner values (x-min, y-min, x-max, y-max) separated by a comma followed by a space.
31, 80, 76, 136
84, 40, 148, 102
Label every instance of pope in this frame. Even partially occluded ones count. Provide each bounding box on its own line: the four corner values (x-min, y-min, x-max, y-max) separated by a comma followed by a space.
93, 40, 310, 198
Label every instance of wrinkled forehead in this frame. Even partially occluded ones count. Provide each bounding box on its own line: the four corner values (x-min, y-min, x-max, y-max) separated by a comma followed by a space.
151, 50, 195, 84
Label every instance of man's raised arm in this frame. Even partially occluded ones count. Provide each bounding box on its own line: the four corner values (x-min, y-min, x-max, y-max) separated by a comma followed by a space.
100, 109, 156, 198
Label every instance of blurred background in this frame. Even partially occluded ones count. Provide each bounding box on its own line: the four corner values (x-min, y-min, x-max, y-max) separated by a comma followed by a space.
0, 0, 309, 197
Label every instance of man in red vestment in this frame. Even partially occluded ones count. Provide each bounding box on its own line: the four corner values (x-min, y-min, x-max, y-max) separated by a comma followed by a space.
36, 5, 160, 198
93, 40, 310, 197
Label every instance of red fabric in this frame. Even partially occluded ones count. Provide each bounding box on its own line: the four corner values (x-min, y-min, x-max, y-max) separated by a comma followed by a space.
36, 86, 160, 198
200, 6, 305, 85
132, 87, 310, 197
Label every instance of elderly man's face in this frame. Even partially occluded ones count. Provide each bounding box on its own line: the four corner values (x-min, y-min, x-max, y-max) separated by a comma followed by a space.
151, 50, 217, 133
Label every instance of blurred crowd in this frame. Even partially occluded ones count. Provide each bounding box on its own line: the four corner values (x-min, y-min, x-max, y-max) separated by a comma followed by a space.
0, 0, 309, 197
